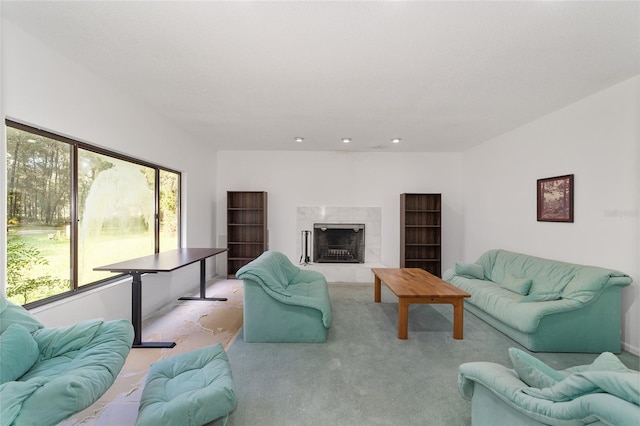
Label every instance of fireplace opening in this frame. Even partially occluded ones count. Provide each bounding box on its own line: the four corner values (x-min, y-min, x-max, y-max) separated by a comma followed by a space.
313, 223, 365, 263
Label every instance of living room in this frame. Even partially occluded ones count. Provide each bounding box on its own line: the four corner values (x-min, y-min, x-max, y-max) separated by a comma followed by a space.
1, 1, 638, 424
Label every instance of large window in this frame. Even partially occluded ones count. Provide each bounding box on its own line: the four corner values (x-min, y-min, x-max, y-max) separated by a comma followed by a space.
5, 121, 181, 306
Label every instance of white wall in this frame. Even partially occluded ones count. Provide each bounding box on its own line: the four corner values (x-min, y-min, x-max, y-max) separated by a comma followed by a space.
1, 20, 219, 326
216, 151, 464, 279
462, 76, 640, 354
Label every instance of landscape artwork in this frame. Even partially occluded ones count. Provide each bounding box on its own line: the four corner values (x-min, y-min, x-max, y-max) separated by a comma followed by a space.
537, 174, 574, 222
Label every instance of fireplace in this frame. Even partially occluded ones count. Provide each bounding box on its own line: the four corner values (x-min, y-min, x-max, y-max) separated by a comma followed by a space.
313, 223, 365, 263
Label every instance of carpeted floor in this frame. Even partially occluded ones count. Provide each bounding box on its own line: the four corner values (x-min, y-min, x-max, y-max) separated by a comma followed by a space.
61, 279, 639, 425
226, 282, 640, 426
60, 279, 244, 425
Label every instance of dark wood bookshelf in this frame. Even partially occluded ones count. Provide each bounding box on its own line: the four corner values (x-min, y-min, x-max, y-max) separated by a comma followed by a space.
227, 191, 268, 278
400, 193, 442, 277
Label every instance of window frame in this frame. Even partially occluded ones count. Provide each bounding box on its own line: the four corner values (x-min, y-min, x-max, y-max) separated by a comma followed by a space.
5, 119, 182, 308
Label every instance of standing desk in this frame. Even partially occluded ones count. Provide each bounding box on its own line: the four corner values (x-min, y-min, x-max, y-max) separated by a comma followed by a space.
95, 247, 228, 348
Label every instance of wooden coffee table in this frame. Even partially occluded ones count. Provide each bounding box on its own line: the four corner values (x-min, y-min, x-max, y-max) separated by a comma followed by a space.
372, 268, 471, 340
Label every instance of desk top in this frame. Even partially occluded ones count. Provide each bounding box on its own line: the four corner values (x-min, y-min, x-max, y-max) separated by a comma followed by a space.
94, 248, 227, 273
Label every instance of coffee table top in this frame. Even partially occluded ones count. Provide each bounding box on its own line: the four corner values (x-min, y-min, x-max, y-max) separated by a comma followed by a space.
372, 268, 470, 299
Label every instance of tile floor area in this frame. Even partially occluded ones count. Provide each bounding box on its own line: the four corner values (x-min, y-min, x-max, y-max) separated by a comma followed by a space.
61, 279, 244, 425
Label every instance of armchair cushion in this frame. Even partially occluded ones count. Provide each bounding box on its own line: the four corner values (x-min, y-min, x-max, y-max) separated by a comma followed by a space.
522, 371, 640, 405
508, 348, 566, 389
30, 319, 103, 362
0, 296, 44, 334
15, 318, 134, 425
0, 324, 39, 384
583, 351, 634, 373
0, 378, 47, 424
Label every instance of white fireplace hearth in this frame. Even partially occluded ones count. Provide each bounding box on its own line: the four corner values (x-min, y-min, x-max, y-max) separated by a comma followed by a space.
296, 206, 384, 283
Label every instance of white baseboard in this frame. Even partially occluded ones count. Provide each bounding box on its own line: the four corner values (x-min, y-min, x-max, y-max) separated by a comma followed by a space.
622, 341, 639, 356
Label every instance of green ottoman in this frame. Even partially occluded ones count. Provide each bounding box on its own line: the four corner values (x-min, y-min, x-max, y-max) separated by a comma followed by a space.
136, 343, 238, 426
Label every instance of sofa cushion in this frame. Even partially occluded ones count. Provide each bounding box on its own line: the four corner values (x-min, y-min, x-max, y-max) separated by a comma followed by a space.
508, 348, 566, 389
0, 324, 39, 384
445, 274, 581, 333
483, 250, 575, 295
469, 249, 631, 304
455, 262, 484, 279
500, 274, 532, 295
520, 292, 561, 302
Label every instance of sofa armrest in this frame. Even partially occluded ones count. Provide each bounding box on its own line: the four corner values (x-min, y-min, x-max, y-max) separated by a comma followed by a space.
458, 361, 523, 400
293, 268, 326, 284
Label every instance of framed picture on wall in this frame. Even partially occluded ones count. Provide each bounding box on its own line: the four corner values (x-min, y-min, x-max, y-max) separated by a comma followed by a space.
537, 174, 574, 222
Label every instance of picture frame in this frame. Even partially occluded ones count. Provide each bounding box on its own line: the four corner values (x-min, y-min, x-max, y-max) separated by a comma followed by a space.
537, 174, 574, 222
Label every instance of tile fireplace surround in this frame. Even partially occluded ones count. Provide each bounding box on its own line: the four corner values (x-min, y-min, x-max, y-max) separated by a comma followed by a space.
296, 206, 383, 283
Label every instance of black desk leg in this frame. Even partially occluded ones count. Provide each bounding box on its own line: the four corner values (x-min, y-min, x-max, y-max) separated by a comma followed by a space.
178, 259, 228, 302
131, 272, 176, 349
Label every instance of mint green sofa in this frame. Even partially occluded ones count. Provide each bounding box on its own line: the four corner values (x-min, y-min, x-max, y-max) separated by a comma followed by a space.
0, 296, 134, 425
236, 251, 332, 343
443, 250, 632, 353
458, 348, 640, 426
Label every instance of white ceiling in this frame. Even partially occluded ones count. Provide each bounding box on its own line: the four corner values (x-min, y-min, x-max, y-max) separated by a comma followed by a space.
2, 1, 639, 152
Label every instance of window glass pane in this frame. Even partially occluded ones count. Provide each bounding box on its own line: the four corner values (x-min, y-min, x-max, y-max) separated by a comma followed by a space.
78, 150, 155, 285
159, 170, 179, 252
6, 121, 182, 306
6, 127, 72, 304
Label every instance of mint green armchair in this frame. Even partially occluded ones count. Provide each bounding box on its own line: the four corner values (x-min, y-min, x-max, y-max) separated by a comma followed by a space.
0, 296, 134, 425
459, 348, 640, 426
236, 251, 332, 343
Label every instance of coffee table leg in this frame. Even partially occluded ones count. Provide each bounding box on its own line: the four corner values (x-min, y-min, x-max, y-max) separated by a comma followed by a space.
398, 300, 409, 339
374, 275, 381, 303
453, 299, 464, 340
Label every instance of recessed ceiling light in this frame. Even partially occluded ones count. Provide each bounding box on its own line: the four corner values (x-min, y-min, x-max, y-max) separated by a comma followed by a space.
342, 138, 351, 144
294, 137, 304, 143
391, 138, 401, 144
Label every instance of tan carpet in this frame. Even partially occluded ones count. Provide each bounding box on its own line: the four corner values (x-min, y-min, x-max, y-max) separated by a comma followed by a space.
60, 279, 244, 425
